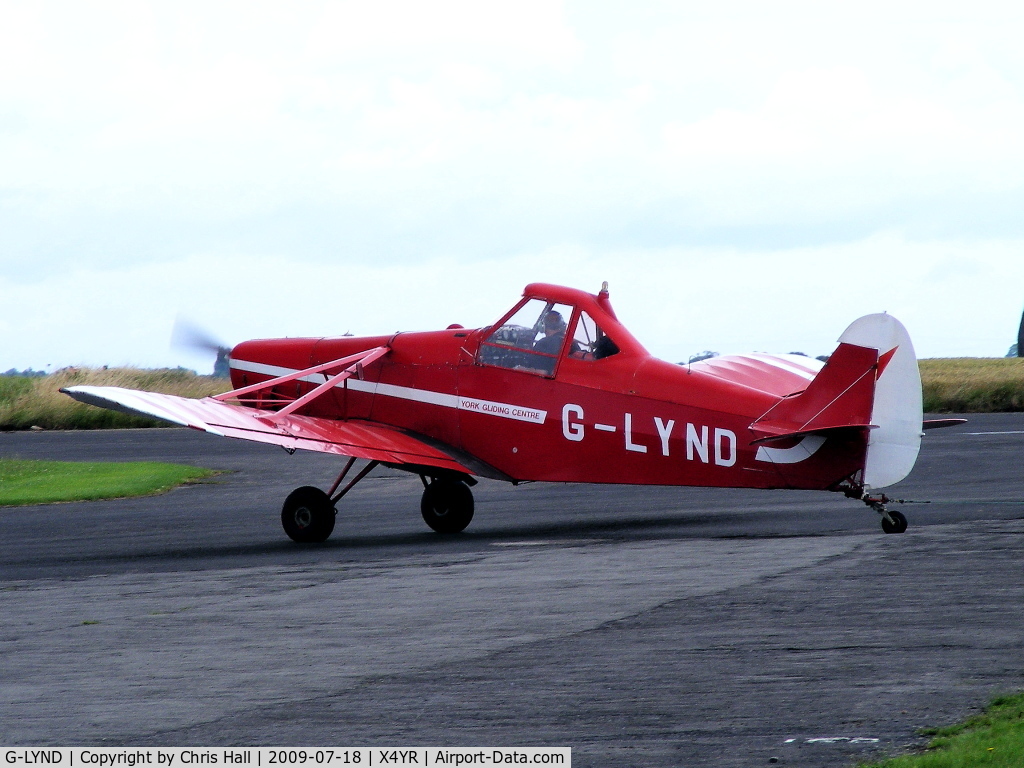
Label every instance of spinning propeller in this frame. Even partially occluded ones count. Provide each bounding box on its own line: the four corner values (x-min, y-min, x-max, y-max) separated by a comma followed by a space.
171, 317, 232, 378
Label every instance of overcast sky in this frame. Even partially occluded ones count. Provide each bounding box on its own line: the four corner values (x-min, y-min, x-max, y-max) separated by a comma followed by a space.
2, 0, 1024, 373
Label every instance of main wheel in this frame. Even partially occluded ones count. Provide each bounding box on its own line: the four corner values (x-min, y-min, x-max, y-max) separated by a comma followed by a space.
881, 509, 908, 534
281, 486, 336, 543
420, 479, 474, 534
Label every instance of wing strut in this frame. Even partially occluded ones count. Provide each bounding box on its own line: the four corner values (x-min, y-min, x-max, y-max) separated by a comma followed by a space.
215, 346, 389, 418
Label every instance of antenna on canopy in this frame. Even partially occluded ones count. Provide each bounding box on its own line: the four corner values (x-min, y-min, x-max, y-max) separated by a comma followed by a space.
597, 280, 617, 320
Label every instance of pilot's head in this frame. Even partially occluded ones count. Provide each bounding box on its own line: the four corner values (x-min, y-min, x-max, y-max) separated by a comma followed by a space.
543, 311, 565, 335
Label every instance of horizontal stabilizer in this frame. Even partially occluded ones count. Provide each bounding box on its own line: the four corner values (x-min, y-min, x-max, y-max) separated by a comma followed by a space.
750, 422, 876, 445
923, 418, 967, 430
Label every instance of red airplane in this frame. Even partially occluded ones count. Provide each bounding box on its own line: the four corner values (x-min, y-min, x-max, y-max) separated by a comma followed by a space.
64, 282, 951, 542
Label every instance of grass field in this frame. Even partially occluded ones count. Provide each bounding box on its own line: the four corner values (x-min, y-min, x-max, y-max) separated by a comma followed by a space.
0, 458, 219, 506
858, 692, 1024, 767
1, 360, 1023, 431
920, 358, 1024, 413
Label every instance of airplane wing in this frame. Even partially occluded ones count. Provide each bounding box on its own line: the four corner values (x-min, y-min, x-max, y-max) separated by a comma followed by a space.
61, 385, 485, 477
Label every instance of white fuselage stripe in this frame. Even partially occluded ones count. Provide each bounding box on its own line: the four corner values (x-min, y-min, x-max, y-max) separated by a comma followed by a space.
229, 359, 547, 424
231, 359, 330, 385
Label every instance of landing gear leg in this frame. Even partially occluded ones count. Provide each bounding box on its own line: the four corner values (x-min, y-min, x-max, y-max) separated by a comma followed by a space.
860, 492, 909, 534
281, 459, 380, 543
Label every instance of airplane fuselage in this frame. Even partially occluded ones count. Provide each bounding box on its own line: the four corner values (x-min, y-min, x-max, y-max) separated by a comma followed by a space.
230, 322, 865, 492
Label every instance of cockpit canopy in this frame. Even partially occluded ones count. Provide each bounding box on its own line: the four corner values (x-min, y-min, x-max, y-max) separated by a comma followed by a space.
479, 295, 621, 376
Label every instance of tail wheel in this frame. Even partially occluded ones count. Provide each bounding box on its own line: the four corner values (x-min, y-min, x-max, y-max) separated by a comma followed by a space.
420, 478, 474, 534
881, 510, 908, 534
282, 486, 336, 543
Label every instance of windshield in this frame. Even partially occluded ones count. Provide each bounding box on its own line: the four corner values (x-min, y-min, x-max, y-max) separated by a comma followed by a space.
479, 299, 574, 375
571, 311, 620, 360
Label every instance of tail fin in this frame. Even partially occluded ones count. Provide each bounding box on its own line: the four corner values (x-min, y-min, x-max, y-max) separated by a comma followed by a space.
839, 313, 922, 489
751, 313, 922, 489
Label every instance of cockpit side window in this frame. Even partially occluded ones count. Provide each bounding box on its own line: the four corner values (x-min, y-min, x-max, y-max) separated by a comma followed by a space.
570, 311, 620, 360
479, 299, 575, 375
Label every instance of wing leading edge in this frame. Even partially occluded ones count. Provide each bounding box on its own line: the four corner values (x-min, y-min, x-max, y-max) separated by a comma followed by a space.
61, 385, 480, 476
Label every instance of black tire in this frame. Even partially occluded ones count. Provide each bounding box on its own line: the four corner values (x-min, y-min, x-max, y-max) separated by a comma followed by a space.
420, 479, 474, 534
881, 510, 908, 534
281, 486, 336, 543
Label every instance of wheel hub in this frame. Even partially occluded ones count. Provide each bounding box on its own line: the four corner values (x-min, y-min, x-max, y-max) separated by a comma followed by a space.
293, 506, 313, 530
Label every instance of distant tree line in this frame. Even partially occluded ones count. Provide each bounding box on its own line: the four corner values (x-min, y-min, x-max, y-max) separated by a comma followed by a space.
2, 368, 47, 377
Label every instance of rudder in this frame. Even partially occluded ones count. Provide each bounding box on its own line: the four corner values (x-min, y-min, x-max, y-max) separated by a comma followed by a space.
838, 313, 922, 489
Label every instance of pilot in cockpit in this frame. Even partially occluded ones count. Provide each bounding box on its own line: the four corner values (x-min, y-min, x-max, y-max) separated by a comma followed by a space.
533, 310, 567, 355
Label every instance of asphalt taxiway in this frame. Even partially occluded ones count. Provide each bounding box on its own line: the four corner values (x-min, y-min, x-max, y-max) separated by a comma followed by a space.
1, 415, 1023, 766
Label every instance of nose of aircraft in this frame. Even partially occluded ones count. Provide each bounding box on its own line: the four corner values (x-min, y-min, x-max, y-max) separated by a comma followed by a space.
171, 316, 232, 378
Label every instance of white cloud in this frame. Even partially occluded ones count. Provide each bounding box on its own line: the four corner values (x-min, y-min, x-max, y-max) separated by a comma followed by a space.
2, 1, 1024, 371
3, 235, 1022, 372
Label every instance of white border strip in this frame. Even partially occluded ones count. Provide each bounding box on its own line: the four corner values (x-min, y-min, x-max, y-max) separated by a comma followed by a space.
230, 359, 547, 425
